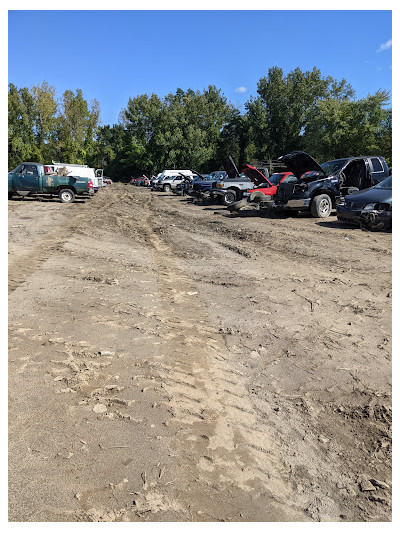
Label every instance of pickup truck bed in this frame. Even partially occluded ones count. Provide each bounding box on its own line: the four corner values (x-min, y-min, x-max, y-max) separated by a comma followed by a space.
9, 162, 94, 203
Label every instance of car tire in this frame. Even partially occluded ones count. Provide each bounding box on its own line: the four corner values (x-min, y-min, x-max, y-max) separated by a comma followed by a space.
249, 191, 272, 203
222, 190, 237, 206
8, 192, 14, 200
310, 194, 332, 218
163, 184, 171, 192
58, 188, 75, 203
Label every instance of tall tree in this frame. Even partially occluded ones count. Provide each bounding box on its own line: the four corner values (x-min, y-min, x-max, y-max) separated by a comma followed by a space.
31, 81, 57, 161
8, 83, 37, 169
303, 90, 391, 162
55, 89, 100, 164
244, 66, 355, 160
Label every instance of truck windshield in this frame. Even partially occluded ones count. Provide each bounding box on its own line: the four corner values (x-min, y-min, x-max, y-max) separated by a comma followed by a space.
320, 159, 349, 175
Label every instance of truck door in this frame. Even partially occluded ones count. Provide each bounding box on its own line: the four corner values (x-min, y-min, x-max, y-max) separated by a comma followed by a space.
13, 164, 41, 192
370, 157, 386, 185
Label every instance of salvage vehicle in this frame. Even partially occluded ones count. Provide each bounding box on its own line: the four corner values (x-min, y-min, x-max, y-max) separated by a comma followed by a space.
337, 175, 392, 230
190, 171, 227, 200
8, 162, 94, 202
228, 171, 295, 211
210, 157, 268, 206
274, 152, 390, 218
46, 162, 103, 190
191, 157, 269, 206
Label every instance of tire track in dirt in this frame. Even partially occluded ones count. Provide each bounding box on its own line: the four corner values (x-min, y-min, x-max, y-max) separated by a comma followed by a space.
131, 194, 309, 521
8, 220, 78, 293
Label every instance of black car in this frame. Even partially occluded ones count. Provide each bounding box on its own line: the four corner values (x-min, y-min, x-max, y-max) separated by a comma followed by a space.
337, 175, 392, 230
274, 152, 390, 218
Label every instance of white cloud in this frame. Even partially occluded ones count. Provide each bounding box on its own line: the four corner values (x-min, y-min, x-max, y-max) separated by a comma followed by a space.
377, 39, 392, 53
235, 86, 248, 94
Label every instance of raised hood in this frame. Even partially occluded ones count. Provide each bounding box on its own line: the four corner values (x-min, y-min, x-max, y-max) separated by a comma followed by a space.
279, 151, 326, 180
242, 164, 271, 187
222, 156, 240, 179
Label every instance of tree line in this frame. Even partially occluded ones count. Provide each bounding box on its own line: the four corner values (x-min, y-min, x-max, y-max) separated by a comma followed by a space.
8, 66, 392, 178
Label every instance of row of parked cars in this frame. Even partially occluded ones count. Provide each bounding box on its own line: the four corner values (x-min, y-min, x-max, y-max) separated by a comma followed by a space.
141, 151, 392, 231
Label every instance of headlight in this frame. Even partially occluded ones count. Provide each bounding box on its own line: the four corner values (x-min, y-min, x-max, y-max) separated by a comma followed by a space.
375, 203, 391, 211
363, 203, 376, 211
216, 182, 224, 188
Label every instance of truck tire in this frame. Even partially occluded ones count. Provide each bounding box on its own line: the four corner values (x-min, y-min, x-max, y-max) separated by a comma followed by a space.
227, 198, 248, 212
163, 184, 171, 192
58, 188, 75, 203
222, 190, 237, 206
8, 192, 14, 200
310, 194, 332, 218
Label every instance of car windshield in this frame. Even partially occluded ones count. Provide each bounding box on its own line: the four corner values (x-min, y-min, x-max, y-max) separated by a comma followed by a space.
320, 159, 349, 175
374, 176, 392, 189
268, 173, 287, 185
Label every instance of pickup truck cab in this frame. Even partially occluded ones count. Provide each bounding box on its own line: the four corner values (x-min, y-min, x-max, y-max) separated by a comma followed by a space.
8, 162, 94, 203
210, 157, 268, 206
274, 152, 390, 218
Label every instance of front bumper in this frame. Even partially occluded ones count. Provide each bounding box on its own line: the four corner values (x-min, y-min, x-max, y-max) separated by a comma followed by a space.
337, 205, 392, 229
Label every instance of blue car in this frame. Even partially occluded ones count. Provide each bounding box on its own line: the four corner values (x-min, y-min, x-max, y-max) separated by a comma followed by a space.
337, 176, 392, 230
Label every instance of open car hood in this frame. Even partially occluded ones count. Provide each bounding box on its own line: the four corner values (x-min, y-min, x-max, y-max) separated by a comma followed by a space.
222, 156, 240, 179
241, 164, 271, 187
278, 151, 326, 180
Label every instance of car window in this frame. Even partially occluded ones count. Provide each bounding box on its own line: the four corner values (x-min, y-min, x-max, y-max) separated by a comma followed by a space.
371, 158, 384, 172
282, 175, 298, 183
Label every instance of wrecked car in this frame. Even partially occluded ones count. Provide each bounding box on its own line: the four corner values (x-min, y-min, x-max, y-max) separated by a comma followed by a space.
228, 171, 295, 211
337, 175, 392, 230
210, 156, 269, 206
273, 152, 390, 218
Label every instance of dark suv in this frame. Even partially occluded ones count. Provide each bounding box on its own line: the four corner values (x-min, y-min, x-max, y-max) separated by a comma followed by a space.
274, 152, 390, 218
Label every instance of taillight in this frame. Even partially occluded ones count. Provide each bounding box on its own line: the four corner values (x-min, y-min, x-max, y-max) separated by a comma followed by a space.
88, 180, 93, 188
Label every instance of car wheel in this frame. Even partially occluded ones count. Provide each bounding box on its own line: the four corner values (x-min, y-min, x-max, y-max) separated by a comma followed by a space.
310, 194, 332, 218
8, 192, 14, 200
58, 188, 75, 203
222, 190, 237, 206
163, 184, 171, 192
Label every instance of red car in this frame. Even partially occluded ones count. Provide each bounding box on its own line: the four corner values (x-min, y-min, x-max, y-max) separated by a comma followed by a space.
248, 171, 295, 198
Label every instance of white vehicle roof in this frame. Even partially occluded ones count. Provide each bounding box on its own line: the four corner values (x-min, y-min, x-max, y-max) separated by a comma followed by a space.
158, 169, 195, 177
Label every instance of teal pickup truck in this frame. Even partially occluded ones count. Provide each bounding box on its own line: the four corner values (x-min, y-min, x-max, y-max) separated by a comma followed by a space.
8, 162, 94, 203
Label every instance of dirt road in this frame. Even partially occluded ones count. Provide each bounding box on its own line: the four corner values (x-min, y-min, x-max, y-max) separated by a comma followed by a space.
8, 185, 392, 522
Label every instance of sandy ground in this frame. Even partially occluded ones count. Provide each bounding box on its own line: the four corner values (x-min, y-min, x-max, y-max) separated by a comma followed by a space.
8, 184, 392, 522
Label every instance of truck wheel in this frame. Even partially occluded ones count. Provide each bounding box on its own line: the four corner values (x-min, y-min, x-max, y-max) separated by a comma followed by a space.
58, 189, 75, 203
8, 192, 14, 200
222, 190, 237, 206
310, 194, 332, 218
227, 199, 248, 212
163, 184, 171, 192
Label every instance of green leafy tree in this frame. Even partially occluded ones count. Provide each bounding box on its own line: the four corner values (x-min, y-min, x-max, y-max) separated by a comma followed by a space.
245, 66, 354, 160
31, 82, 58, 162
303, 90, 391, 162
55, 89, 100, 164
8, 84, 37, 169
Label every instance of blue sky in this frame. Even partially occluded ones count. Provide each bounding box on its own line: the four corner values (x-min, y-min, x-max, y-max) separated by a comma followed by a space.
8, 10, 392, 126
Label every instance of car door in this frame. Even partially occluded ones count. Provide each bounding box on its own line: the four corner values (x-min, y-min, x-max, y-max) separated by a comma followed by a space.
13, 164, 41, 192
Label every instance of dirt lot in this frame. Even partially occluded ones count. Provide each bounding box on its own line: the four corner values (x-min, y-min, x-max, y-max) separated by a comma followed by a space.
8, 184, 392, 522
